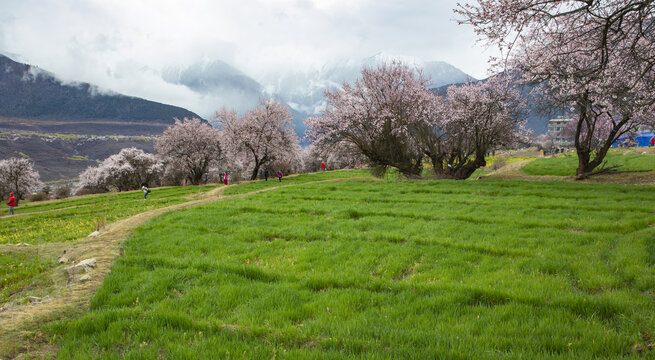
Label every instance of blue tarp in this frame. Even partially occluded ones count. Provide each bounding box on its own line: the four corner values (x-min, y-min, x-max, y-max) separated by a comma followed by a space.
613, 131, 655, 147
636, 131, 655, 147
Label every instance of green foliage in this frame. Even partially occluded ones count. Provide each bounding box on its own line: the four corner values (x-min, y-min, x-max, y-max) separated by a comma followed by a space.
522, 152, 655, 176
53, 177, 655, 358
66, 155, 90, 161
223, 169, 372, 195
0, 249, 53, 303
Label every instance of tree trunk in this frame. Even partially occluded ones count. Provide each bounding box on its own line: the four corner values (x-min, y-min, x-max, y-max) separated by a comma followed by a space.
575, 148, 592, 176
575, 139, 614, 178
397, 157, 424, 178
575, 109, 630, 179
190, 170, 203, 185
250, 163, 261, 181
453, 155, 486, 180
426, 151, 445, 177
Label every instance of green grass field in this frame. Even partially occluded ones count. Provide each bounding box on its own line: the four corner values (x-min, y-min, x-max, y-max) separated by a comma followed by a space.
0, 185, 217, 245
223, 169, 373, 195
521, 151, 655, 176
51, 176, 655, 359
0, 185, 217, 304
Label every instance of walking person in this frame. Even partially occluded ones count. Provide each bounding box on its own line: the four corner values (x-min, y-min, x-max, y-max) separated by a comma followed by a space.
224, 172, 228, 185
277, 170, 283, 182
264, 169, 269, 181
6, 192, 15, 215
321, 162, 326, 172
141, 184, 150, 200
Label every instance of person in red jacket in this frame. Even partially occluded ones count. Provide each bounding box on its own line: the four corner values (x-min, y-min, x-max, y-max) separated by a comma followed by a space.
650, 136, 655, 147
7, 192, 16, 215
321, 162, 326, 171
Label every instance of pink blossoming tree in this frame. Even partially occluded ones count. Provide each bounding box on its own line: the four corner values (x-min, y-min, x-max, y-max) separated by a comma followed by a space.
302, 142, 367, 173
215, 100, 301, 180
306, 62, 526, 179
434, 76, 528, 179
305, 61, 441, 177
0, 157, 42, 205
76, 147, 162, 193
457, 0, 655, 178
155, 118, 222, 185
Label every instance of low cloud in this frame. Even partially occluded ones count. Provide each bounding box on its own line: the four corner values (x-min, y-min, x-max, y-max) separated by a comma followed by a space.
0, 0, 497, 116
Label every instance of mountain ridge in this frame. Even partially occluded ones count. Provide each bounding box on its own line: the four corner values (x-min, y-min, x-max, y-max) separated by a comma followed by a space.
0, 54, 203, 136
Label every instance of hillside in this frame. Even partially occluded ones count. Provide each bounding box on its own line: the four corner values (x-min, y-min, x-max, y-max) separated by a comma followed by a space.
0, 132, 156, 182
0, 54, 202, 136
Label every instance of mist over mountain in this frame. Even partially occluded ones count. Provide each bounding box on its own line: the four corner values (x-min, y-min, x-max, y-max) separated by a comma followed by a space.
0, 54, 201, 136
0, 53, 203, 181
162, 59, 263, 114
143, 53, 478, 139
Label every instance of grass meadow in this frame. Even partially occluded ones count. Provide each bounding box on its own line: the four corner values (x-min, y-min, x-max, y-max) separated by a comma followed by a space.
521, 151, 655, 176
223, 169, 372, 195
0, 185, 217, 304
0, 184, 218, 246
52, 176, 655, 359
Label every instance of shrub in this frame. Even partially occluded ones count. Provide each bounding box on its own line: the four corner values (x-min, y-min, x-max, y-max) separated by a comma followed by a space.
28, 192, 49, 202
55, 185, 72, 199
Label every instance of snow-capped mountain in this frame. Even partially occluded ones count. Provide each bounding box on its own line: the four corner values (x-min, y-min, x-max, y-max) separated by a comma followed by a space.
156, 53, 476, 138
258, 52, 475, 117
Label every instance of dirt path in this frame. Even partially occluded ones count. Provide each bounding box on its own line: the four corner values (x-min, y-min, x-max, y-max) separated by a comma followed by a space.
0, 204, 94, 219
481, 159, 565, 181
482, 159, 655, 186
0, 177, 372, 358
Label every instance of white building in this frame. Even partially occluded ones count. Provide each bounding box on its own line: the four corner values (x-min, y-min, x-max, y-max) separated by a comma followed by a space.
547, 118, 573, 146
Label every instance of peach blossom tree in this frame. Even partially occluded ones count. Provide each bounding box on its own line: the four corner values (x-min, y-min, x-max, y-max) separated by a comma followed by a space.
305, 61, 441, 177
155, 118, 222, 185
215, 100, 301, 181
434, 76, 528, 179
0, 157, 42, 204
457, 0, 655, 177
76, 147, 162, 193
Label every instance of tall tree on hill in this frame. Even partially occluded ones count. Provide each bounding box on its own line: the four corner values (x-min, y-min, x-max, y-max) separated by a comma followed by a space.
305, 61, 441, 177
156, 118, 222, 185
457, 0, 655, 178
215, 100, 301, 181
0, 158, 42, 205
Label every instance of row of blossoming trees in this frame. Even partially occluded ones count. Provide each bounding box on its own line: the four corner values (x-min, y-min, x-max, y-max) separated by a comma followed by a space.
306, 0, 655, 180
305, 62, 529, 179
75, 100, 304, 194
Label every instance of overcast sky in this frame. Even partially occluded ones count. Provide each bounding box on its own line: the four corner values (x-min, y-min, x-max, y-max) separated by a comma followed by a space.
0, 0, 495, 116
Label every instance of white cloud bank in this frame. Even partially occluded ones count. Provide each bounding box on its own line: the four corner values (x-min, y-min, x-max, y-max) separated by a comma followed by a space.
0, 0, 497, 117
